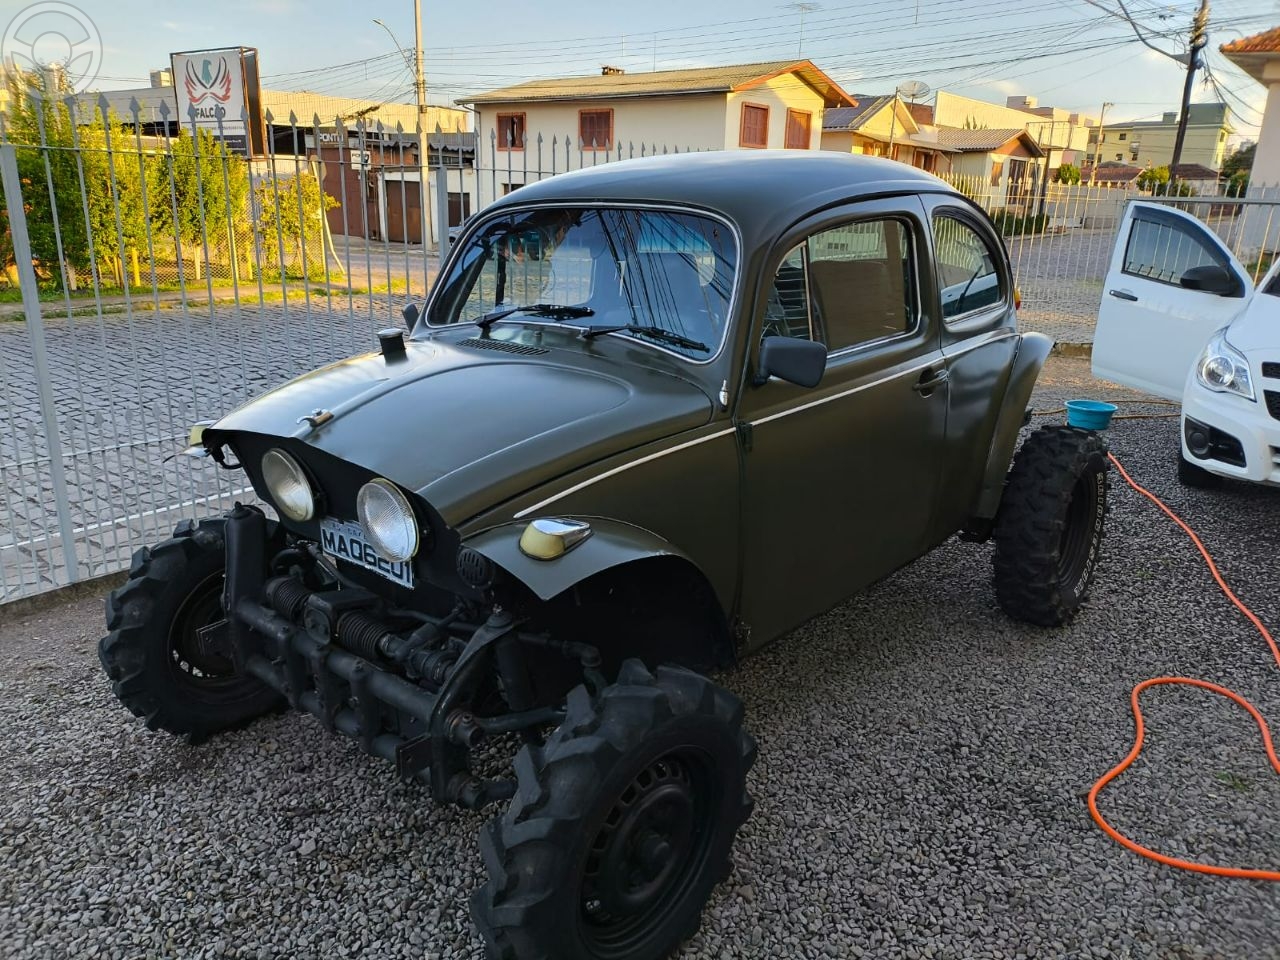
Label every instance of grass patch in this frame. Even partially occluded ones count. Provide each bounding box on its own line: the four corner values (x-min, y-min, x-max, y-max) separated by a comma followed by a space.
1214, 771, 1251, 793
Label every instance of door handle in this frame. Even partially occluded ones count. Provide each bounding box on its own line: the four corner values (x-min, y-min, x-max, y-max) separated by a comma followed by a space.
913, 369, 950, 394
1108, 289, 1139, 301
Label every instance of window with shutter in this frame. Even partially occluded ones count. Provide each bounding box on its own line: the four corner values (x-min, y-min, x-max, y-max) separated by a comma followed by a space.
784, 109, 811, 149
740, 104, 769, 148
578, 109, 614, 150
496, 113, 526, 151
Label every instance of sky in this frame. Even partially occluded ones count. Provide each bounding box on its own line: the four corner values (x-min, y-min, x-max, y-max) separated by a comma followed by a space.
12, 0, 1280, 140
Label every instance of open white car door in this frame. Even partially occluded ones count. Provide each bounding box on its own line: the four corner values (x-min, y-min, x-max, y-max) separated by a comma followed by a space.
1092, 201, 1252, 401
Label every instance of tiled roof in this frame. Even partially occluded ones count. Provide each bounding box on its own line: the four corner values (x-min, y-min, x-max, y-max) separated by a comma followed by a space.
1079, 162, 1222, 182
933, 127, 1042, 155
1171, 162, 1222, 179
459, 60, 856, 107
1220, 28, 1280, 83
1080, 164, 1142, 183
1221, 27, 1280, 54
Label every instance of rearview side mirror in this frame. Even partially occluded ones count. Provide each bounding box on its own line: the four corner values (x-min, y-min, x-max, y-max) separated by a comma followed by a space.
402, 301, 422, 330
1179, 264, 1243, 298
757, 336, 827, 388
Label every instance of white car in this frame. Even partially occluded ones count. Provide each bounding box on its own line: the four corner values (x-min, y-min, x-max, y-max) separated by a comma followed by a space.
1093, 200, 1280, 488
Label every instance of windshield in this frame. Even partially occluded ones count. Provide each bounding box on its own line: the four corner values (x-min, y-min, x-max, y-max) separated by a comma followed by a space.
426, 207, 737, 360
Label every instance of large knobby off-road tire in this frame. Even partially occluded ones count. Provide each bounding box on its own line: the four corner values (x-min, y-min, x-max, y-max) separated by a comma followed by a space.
473, 659, 756, 960
98, 517, 284, 741
993, 425, 1109, 627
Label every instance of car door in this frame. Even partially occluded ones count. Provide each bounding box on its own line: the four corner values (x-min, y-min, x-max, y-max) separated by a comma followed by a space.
736, 198, 948, 646
1093, 201, 1252, 400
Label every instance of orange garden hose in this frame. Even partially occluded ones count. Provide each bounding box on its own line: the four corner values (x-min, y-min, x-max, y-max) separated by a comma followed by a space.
1089, 453, 1280, 881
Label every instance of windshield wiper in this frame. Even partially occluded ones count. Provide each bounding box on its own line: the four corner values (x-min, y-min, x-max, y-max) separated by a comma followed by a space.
475, 303, 595, 329
581, 323, 709, 353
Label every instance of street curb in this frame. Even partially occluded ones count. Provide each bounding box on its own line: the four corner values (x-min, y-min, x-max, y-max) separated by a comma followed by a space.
1051, 341, 1093, 359
1, 570, 127, 621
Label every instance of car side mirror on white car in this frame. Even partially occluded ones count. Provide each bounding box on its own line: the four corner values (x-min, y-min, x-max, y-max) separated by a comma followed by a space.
1179, 265, 1243, 298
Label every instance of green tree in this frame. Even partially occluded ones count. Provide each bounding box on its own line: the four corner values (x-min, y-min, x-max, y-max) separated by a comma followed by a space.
254, 170, 338, 279
1134, 165, 1193, 196
1055, 163, 1081, 185
151, 128, 250, 274
0, 70, 148, 288
1221, 142, 1255, 180
1136, 165, 1170, 192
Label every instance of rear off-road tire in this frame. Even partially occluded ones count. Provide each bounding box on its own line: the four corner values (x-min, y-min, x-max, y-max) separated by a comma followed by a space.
98, 517, 284, 741
993, 425, 1109, 627
1176, 451, 1224, 489
472, 659, 756, 960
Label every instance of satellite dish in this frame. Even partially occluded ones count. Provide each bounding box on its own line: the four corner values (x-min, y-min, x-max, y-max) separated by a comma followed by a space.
896, 80, 931, 102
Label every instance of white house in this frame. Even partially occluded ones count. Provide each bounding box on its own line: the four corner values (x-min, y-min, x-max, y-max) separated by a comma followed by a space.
457, 60, 856, 206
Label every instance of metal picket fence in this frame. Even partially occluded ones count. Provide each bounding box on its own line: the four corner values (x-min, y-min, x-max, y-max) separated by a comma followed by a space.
4, 91, 1280, 604
0, 90, 448, 603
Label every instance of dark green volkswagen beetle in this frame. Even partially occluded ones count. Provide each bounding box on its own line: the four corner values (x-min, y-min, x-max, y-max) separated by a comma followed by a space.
100, 151, 1108, 960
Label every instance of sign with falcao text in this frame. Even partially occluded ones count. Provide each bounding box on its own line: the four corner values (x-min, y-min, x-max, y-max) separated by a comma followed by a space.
170, 46, 265, 157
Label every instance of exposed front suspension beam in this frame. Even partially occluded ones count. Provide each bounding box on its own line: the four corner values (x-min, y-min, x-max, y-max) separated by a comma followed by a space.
221, 505, 539, 809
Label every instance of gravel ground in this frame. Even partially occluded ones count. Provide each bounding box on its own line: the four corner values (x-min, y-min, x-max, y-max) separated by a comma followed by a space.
2, 357, 1278, 960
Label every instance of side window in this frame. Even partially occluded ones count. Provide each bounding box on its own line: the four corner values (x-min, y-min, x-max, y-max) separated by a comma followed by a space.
763, 218, 916, 351
934, 215, 1004, 320
808, 220, 914, 350
763, 244, 812, 339
1122, 214, 1223, 285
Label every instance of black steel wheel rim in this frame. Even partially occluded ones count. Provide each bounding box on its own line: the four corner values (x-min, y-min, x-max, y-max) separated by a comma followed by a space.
1058, 471, 1098, 587
167, 571, 237, 688
580, 748, 718, 955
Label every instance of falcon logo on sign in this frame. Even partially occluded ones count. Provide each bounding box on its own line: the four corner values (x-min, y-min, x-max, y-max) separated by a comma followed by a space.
183, 56, 233, 106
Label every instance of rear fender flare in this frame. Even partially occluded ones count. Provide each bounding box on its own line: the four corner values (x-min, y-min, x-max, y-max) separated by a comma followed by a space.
972, 332, 1054, 520
464, 517, 691, 602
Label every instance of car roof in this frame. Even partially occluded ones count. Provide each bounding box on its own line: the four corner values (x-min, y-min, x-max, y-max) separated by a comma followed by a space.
483, 150, 961, 240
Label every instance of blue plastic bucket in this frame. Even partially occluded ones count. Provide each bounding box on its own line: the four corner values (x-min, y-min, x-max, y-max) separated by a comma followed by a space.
1065, 399, 1117, 431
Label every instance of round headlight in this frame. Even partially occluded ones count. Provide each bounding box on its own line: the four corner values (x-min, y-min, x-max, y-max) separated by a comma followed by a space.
357, 479, 419, 562
261, 448, 316, 522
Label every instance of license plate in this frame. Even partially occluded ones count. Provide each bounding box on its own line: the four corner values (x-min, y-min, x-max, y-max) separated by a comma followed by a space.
319, 517, 414, 589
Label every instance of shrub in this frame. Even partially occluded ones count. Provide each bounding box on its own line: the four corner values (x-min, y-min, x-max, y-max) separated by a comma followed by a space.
991, 209, 1049, 237
1055, 163, 1081, 185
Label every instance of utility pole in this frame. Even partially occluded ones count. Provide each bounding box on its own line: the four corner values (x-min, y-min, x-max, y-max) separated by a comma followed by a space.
1035, 119, 1057, 217
374, 11, 434, 247
413, 0, 434, 248
1089, 101, 1113, 184
886, 94, 899, 161
1169, 0, 1210, 177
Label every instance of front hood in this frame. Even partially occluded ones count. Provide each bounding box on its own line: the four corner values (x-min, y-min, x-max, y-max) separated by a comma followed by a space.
210, 339, 713, 524
1229, 293, 1279, 355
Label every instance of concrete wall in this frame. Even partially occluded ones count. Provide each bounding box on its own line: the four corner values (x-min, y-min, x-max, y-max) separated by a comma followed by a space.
1252, 78, 1280, 187
724, 74, 826, 150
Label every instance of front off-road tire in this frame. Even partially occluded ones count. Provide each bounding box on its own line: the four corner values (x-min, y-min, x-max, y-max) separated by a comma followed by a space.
98, 518, 283, 741
993, 425, 1109, 627
472, 659, 756, 960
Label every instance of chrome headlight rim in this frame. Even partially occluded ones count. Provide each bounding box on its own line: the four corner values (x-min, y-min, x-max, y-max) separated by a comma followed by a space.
261, 448, 316, 522
356, 478, 420, 563
1196, 331, 1255, 401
